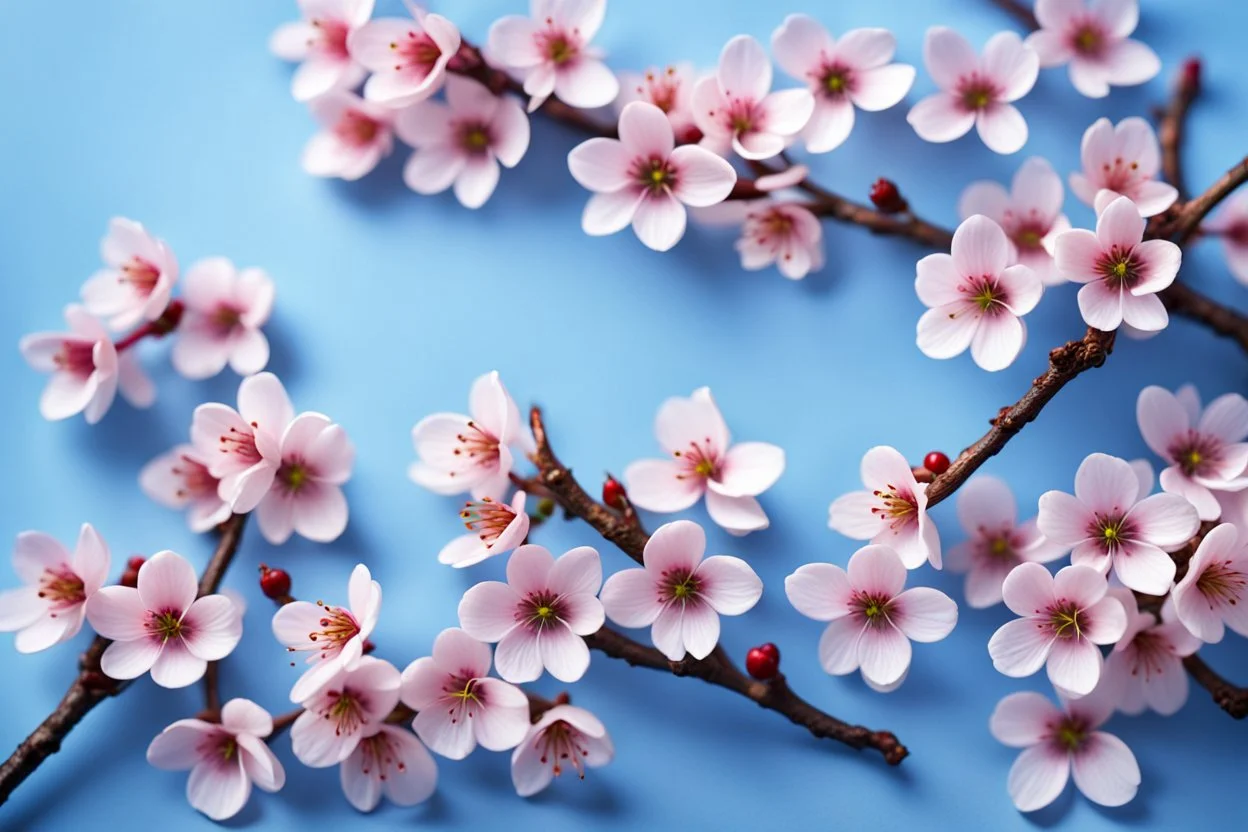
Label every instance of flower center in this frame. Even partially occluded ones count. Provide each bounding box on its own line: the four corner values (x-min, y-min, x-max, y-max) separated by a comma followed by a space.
303, 602, 361, 660
278, 460, 311, 493
1053, 716, 1088, 751
37, 566, 85, 612
634, 157, 676, 194
1096, 246, 1141, 288
852, 590, 894, 628
210, 304, 243, 335
444, 676, 487, 724
356, 731, 408, 780
870, 484, 918, 531
321, 687, 368, 737
1089, 512, 1132, 552
642, 67, 681, 112
537, 720, 591, 779
821, 64, 853, 97
539, 26, 578, 64
988, 536, 1013, 558
957, 76, 997, 112
146, 608, 186, 643
458, 122, 491, 155
1169, 431, 1221, 477
460, 497, 519, 547
335, 110, 381, 148
1100, 156, 1143, 196
391, 31, 442, 75
1126, 629, 1170, 681
1072, 23, 1104, 57
1048, 602, 1083, 640
521, 591, 564, 630
451, 420, 501, 475
120, 256, 161, 294
53, 340, 96, 378
673, 438, 720, 481
661, 568, 701, 603
217, 423, 262, 466
1195, 560, 1247, 605
311, 17, 351, 60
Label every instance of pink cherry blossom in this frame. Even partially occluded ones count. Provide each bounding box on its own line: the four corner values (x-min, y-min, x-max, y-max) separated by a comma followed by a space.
191, 372, 293, 514
1069, 117, 1177, 217
458, 544, 605, 683
599, 520, 763, 661
270, 0, 373, 101
140, 444, 231, 533
172, 258, 274, 380
828, 445, 941, 569
486, 0, 619, 113
20, 304, 154, 424
80, 217, 178, 333
85, 550, 243, 689
394, 75, 531, 209
1037, 452, 1199, 594
272, 563, 381, 702
945, 476, 1065, 609
987, 562, 1126, 696
146, 698, 285, 821
958, 156, 1071, 286
1104, 589, 1201, 716
623, 387, 784, 535
340, 725, 437, 812
254, 412, 354, 545
291, 657, 401, 766
1137, 385, 1248, 521
1026, 0, 1159, 98
1053, 195, 1182, 332
1171, 522, 1248, 643
907, 28, 1038, 154
1203, 194, 1248, 286
771, 15, 915, 153
410, 371, 528, 500
568, 102, 737, 252
347, 3, 459, 106
400, 627, 531, 759
786, 544, 957, 692
511, 704, 614, 797
616, 63, 700, 143
439, 491, 531, 568
990, 679, 1140, 811
916, 214, 1043, 372
736, 202, 825, 280
302, 91, 395, 181
0, 524, 109, 653
692, 35, 815, 160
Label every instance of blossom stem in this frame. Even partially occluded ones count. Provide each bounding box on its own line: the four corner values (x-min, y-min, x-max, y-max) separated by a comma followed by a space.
112, 299, 185, 353
1183, 654, 1248, 719
519, 405, 908, 764
1159, 57, 1202, 200
0, 513, 248, 805
1164, 154, 1248, 245
987, 0, 1039, 30
202, 660, 222, 716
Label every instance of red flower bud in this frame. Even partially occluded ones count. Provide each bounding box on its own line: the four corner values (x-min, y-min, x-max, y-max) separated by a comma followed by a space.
869, 178, 908, 214
1181, 57, 1202, 95
746, 643, 781, 680
602, 475, 628, 510
924, 451, 951, 476
259, 565, 292, 600
126, 556, 145, 571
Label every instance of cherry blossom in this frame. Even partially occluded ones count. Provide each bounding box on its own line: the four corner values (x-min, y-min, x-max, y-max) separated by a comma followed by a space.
786, 544, 957, 692
771, 15, 915, 153
1026, 0, 1159, 99
1053, 195, 1182, 333
85, 550, 243, 689
599, 520, 763, 661
828, 445, 941, 569
140, 444, 231, 533
958, 156, 1071, 286
987, 562, 1126, 696
511, 704, 614, 797
438, 492, 531, 568
990, 679, 1140, 811
623, 387, 783, 535
0, 524, 109, 653
20, 304, 154, 424
272, 563, 381, 702
945, 476, 1065, 609
458, 544, 605, 683
1069, 117, 1177, 217
409, 371, 528, 500
1171, 522, 1248, 643
616, 63, 699, 143
1203, 194, 1248, 286
568, 102, 736, 252
907, 28, 1039, 155
254, 411, 354, 545
340, 725, 438, 813
736, 202, 825, 280
79, 217, 178, 333
1104, 589, 1201, 716
486, 0, 619, 112
399, 627, 531, 759
191, 372, 293, 514
172, 258, 274, 380
394, 75, 530, 209
269, 0, 373, 101
347, 3, 459, 107
1137, 385, 1248, 520
302, 91, 395, 181
146, 698, 285, 822
692, 35, 815, 160
916, 214, 1043, 372
291, 657, 401, 767
1037, 452, 1199, 594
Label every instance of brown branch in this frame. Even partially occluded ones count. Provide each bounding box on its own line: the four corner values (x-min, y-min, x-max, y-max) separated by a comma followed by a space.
989, 0, 1040, 30
523, 406, 907, 764
202, 661, 222, 716
925, 329, 1117, 507
1158, 58, 1202, 200
792, 174, 954, 249
0, 513, 248, 805
1164, 155, 1248, 245
1183, 654, 1248, 719
1160, 282, 1248, 354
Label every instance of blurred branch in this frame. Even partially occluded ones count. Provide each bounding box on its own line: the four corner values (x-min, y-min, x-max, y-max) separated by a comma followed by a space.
1184, 654, 1248, 719
989, 0, 1039, 30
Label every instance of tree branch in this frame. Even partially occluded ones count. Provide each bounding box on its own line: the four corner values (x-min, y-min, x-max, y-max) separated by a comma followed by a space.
1161, 281, 1248, 354
1159, 58, 1202, 200
1165, 154, 1248, 245
1183, 654, 1248, 719
0, 513, 248, 805
989, 0, 1040, 30
522, 406, 907, 765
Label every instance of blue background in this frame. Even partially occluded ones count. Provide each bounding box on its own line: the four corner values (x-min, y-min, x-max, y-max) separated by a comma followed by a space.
1, 1, 1245, 829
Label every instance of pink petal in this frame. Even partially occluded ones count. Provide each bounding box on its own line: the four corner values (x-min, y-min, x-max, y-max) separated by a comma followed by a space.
704, 490, 769, 533
453, 157, 501, 209
1096, 0, 1140, 37
923, 27, 978, 89
150, 639, 209, 689
1074, 451, 1140, 515
1053, 563, 1111, 610
655, 387, 730, 455
907, 93, 976, 143
669, 145, 736, 207
976, 103, 1028, 155
649, 603, 686, 660
553, 58, 619, 109
137, 551, 197, 614
1129, 492, 1199, 549
828, 490, 887, 539
624, 458, 703, 512
1136, 385, 1187, 459
785, 563, 853, 621
759, 88, 816, 137
494, 628, 543, 683
15, 613, 76, 653
990, 691, 1063, 747
952, 213, 1011, 278
458, 581, 521, 642
1076, 280, 1124, 331
957, 182, 1010, 224
505, 544, 555, 598
147, 720, 214, 769
0, 588, 45, 632
1096, 195, 1145, 249
1109, 541, 1176, 595
486, 15, 542, 68
471, 679, 530, 751
964, 560, 1015, 608
971, 312, 1025, 372
393, 100, 453, 149
492, 96, 531, 168
981, 31, 1039, 101
891, 587, 958, 642
403, 146, 466, 195
713, 442, 784, 497
718, 35, 771, 101
1103, 39, 1159, 86
770, 14, 832, 81
100, 637, 163, 680
1026, 29, 1073, 67
1012, 156, 1065, 220
802, 97, 855, 154
444, 73, 499, 121
1071, 731, 1140, 807
1035, 0, 1085, 29
847, 544, 907, 597
1119, 289, 1168, 332
957, 474, 1018, 533
581, 189, 644, 236
858, 623, 911, 688
915, 253, 966, 306
187, 757, 251, 821
1199, 392, 1248, 443
916, 303, 979, 360
371, 726, 436, 806
1131, 239, 1181, 294
989, 616, 1055, 677
618, 101, 675, 158
632, 192, 688, 252
599, 568, 662, 628
431, 627, 493, 679
1046, 637, 1103, 695
1008, 744, 1071, 812
181, 595, 242, 661
1036, 488, 1094, 549
414, 706, 476, 760
222, 698, 273, 737
1053, 228, 1103, 284
643, 519, 705, 574
547, 546, 603, 598
397, 657, 444, 710
818, 615, 865, 675
696, 555, 763, 615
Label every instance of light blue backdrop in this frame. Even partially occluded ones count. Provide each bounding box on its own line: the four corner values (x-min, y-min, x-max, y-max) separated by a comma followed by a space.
1, 1, 1245, 829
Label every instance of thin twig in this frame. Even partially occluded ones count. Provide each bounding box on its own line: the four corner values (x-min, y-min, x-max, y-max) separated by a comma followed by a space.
1164, 155, 1248, 244
1183, 654, 1248, 719
989, 0, 1040, 30
1158, 58, 1202, 200
1161, 281, 1248, 354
